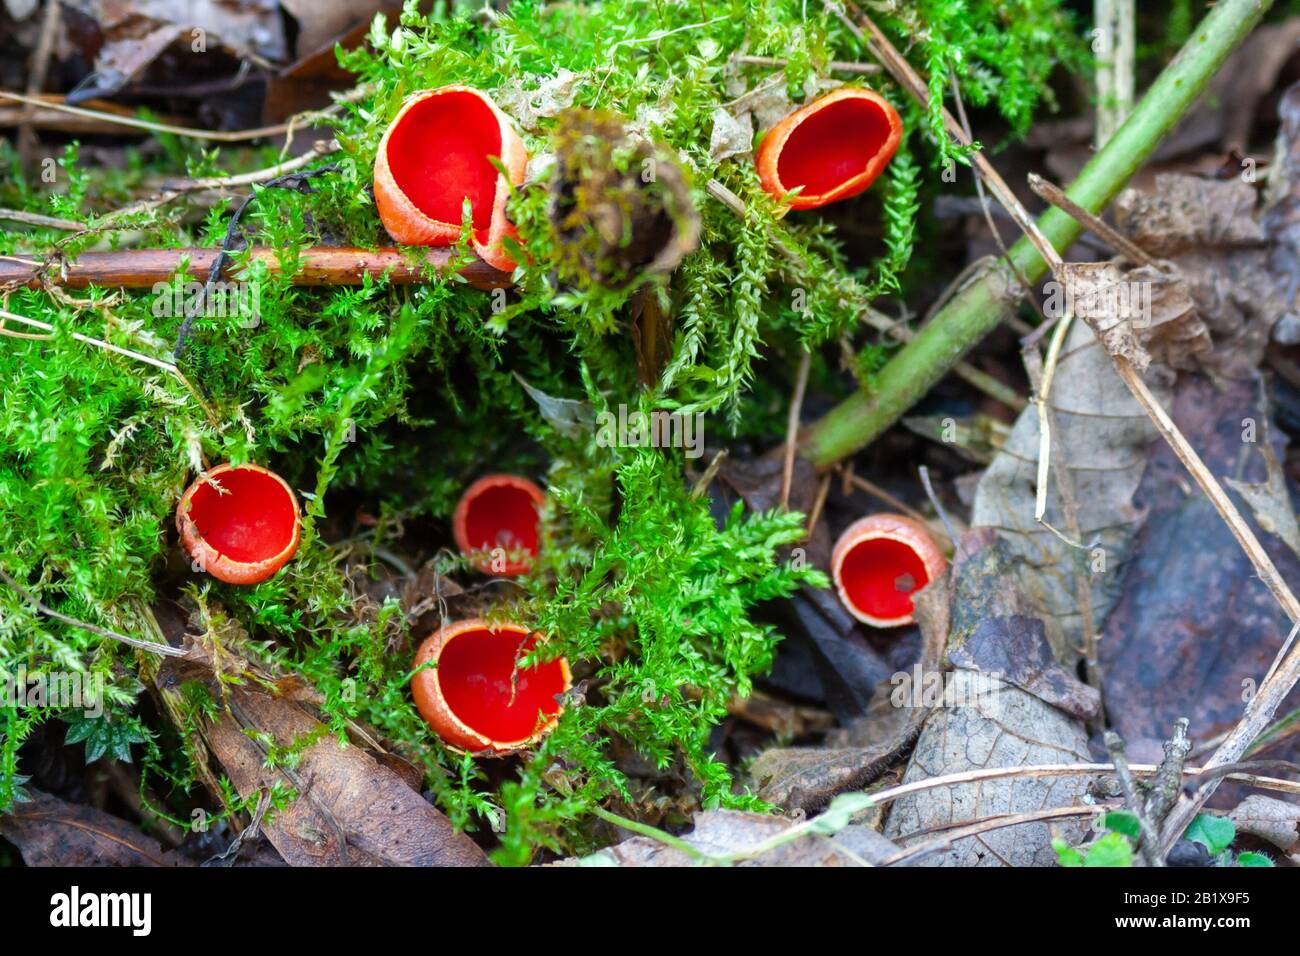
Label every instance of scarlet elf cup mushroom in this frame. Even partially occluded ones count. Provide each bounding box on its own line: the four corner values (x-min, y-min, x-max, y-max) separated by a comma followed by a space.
373, 85, 528, 271
411, 619, 571, 753
452, 474, 545, 575
176, 463, 301, 585
756, 87, 903, 209
830, 514, 946, 628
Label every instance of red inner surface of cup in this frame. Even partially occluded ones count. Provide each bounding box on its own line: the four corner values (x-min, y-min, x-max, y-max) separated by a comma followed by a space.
437, 627, 566, 743
188, 468, 296, 564
462, 482, 540, 557
777, 95, 893, 197
839, 536, 929, 622
386, 91, 501, 238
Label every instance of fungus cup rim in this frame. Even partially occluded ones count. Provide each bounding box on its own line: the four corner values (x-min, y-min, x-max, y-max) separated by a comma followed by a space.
830, 512, 946, 627
411, 618, 572, 754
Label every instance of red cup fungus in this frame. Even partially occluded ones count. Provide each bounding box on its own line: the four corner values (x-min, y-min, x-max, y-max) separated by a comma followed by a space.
373, 85, 528, 272
176, 463, 301, 585
756, 87, 903, 210
452, 474, 545, 576
830, 513, 946, 628
411, 618, 571, 753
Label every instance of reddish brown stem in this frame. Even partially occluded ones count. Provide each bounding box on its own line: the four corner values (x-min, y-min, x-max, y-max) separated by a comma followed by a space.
0, 246, 511, 290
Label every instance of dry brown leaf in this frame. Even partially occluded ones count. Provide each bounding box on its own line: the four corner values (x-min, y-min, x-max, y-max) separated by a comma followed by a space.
972, 320, 1167, 660
1228, 795, 1300, 853
882, 532, 1095, 867
149, 603, 487, 867
71, 0, 288, 103
495, 69, 586, 133
564, 809, 898, 866
0, 789, 184, 867
1116, 175, 1264, 255
1059, 261, 1209, 372
750, 746, 909, 815
279, 0, 384, 61
747, 573, 948, 812
708, 105, 753, 163
202, 685, 488, 867
1114, 174, 1286, 376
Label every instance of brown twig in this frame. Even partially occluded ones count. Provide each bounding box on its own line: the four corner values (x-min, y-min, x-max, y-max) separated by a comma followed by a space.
863, 761, 1300, 811
16, 0, 60, 163
781, 351, 812, 511
0, 207, 83, 231
844, 471, 931, 527
1104, 731, 1164, 866
1189, 758, 1300, 787
0, 95, 184, 135
1027, 172, 1160, 269
0, 246, 510, 291
805, 472, 833, 541
0, 89, 331, 143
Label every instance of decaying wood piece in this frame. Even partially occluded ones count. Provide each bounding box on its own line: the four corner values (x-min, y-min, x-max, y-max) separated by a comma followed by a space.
0, 247, 511, 291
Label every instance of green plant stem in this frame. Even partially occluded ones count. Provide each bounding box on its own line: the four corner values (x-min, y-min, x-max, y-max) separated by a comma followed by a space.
590, 806, 712, 861
802, 0, 1273, 469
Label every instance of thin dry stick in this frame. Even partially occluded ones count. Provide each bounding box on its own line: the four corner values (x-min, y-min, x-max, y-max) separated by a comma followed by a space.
781, 351, 813, 511
1189, 701, 1300, 759
0, 89, 331, 142
917, 465, 964, 555
1022, 345, 1103, 706
828, 0, 1066, 279
0, 306, 219, 428
1, 306, 178, 373
684, 761, 1300, 867
0, 207, 83, 231
704, 179, 1026, 412
863, 761, 1300, 812
0, 567, 185, 657
62, 139, 340, 243
16, 0, 61, 161
882, 803, 1122, 867
1029, 312, 1081, 543
1027, 173, 1159, 269
1099, 354, 1300, 851
1261, 619, 1300, 691
845, 471, 931, 526
805, 472, 833, 541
